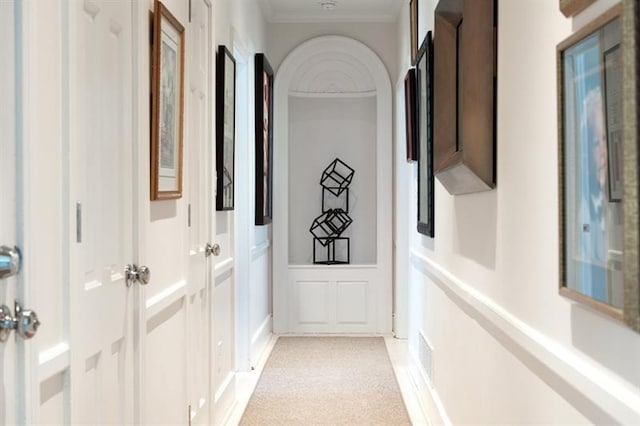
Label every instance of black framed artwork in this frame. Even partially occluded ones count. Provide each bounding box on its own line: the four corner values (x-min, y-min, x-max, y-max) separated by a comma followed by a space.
216, 45, 236, 210
416, 32, 434, 238
255, 53, 274, 225
404, 68, 417, 162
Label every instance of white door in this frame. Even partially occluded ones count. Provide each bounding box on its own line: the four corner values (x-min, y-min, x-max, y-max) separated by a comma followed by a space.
136, 0, 213, 424
0, 1, 19, 423
68, 0, 136, 424
186, 0, 213, 424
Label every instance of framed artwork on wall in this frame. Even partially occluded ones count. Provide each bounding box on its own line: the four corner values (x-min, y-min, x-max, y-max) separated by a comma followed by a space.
404, 68, 417, 162
410, 0, 418, 64
622, 0, 640, 332
255, 53, 274, 225
557, 5, 624, 319
559, 0, 597, 18
416, 32, 434, 238
216, 45, 236, 211
150, 0, 185, 201
433, 0, 497, 195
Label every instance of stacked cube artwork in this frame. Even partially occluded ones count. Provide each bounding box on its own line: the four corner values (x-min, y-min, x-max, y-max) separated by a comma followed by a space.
309, 159, 355, 264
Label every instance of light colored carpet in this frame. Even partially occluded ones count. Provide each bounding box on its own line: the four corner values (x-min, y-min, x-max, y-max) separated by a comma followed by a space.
239, 336, 412, 425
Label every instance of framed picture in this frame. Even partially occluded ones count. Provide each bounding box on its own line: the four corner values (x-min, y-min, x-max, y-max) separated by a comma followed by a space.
559, 0, 596, 18
557, 5, 623, 318
255, 53, 274, 225
410, 0, 418, 64
622, 0, 640, 332
151, 0, 185, 201
216, 45, 236, 210
404, 68, 417, 162
603, 45, 622, 202
416, 32, 434, 237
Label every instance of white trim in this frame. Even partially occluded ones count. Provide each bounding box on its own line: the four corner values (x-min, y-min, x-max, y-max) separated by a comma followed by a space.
408, 349, 452, 426
273, 35, 393, 334
409, 250, 640, 424
288, 264, 376, 270
251, 314, 273, 364
214, 257, 234, 277
38, 343, 70, 381
144, 280, 187, 318
214, 371, 236, 424
288, 90, 377, 99
251, 240, 271, 260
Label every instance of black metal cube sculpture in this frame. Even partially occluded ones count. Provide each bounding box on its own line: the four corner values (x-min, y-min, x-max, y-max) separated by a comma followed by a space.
309, 209, 353, 246
310, 159, 354, 264
320, 158, 354, 197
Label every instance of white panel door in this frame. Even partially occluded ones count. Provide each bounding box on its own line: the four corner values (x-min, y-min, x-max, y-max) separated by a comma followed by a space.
0, 1, 19, 423
187, 0, 213, 424
68, 0, 135, 424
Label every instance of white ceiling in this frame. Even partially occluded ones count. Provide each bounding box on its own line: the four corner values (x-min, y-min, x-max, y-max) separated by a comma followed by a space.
258, 0, 404, 23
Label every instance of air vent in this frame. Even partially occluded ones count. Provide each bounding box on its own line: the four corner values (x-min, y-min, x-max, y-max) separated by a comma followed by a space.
418, 331, 434, 384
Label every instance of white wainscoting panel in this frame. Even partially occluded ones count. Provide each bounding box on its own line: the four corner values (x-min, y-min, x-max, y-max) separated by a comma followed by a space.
289, 266, 378, 333
336, 281, 368, 324
297, 281, 330, 324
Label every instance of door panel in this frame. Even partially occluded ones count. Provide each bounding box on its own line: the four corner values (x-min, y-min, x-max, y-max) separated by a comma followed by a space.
0, 1, 18, 424
187, 0, 212, 423
69, 0, 134, 424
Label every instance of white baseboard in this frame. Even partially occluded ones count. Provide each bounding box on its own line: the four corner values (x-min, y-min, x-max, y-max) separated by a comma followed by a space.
408, 348, 452, 426
215, 372, 236, 425
251, 315, 272, 367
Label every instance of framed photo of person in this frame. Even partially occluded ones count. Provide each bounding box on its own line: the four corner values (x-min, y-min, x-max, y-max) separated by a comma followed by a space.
557, 5, 623, 317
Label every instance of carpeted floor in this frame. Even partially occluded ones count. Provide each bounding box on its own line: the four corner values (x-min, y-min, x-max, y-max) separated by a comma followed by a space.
239, 336, 412, 425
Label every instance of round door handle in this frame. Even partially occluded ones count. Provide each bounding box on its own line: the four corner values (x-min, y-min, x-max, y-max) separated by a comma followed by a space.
0, 301, 40, 342
137, 265, 151, 285
0, 245, 21, 280
125, 264, 151, 286
0, 305, 13, 342
14, 301, 40, 340
205, 243, 221, 257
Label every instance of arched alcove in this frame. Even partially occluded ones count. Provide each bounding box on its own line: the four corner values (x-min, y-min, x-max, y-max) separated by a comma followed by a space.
273, 36, 392, 334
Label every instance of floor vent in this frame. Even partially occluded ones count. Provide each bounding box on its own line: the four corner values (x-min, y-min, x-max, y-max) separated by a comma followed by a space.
418, 331, 434, 384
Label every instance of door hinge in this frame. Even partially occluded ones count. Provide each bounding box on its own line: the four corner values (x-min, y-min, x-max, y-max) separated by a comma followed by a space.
76, 203, 82, 243
189, 0, 192, 22
188, 204, 191, 228
188, 405, 192, 426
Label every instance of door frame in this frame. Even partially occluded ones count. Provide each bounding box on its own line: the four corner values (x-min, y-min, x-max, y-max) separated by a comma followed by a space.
272, 36, 393, 334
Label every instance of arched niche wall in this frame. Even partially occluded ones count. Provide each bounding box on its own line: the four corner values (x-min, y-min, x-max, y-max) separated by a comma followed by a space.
272, 36, 393, 334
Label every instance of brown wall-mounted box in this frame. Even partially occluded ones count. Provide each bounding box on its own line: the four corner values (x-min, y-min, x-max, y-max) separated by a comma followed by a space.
433, 0, 497, 195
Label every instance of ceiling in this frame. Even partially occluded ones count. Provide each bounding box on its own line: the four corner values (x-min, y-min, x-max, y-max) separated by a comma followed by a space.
258, 0, 404, 23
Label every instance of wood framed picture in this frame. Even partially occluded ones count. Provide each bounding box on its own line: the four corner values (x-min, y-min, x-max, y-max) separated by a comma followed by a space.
410, 0, 418, 64
557, 5, 623, 318
150, 0, 185, 201
559, 0, 597, 18
416, 32, 434, 238
622, 0, 640, 332
404, 68, 417, 162
255, 53, 274, 225
216, 45, 236, 211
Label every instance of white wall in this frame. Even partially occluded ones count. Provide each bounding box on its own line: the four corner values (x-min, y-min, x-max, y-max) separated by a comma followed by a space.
398, 0, 640, 424
288, 96, 377, 265
212, 1, 271, 422
267, 22, 398, 83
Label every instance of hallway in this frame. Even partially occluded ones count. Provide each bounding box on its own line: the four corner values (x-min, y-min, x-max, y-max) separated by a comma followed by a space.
228, 336, 429, 425
1, 0, 640, 425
